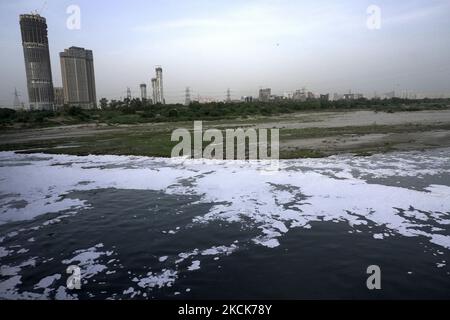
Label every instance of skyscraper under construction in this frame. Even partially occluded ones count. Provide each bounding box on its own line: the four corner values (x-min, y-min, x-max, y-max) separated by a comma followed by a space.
19, 14, 55, 110
151, 66, 165, 104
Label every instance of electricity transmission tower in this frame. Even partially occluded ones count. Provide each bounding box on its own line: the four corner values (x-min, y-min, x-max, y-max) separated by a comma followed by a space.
185, 87, 191, 106
226, 88, 231, 103
13, 88, 21, 108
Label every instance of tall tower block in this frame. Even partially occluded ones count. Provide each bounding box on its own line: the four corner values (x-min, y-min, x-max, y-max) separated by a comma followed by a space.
19, 14, 55, 110
140, 83, 147, 100
155, 66, 165, 104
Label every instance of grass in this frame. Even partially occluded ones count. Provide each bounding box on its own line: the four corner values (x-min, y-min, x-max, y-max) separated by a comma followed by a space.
280, 123, 450, 140
280, 149, 326, 159
1, 116, 449, 159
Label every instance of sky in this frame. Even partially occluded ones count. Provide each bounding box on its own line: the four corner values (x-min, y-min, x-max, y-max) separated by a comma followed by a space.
1, 0, 450, 106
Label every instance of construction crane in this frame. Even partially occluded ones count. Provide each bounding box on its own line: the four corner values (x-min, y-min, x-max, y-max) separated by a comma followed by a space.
32, 1, 47, 15
39, 1, 48, 15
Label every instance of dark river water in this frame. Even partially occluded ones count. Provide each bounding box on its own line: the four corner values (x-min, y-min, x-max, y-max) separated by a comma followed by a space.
0, 149, 449, 299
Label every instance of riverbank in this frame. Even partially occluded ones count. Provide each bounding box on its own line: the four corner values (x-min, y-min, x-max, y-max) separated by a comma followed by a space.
1, 109, 450, 158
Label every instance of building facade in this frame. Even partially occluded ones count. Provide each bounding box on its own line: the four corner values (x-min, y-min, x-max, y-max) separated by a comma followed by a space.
151, 67, 165, 104
140, 83, 147, 101
155, 67, 164, 104
258, 88, 271, 102
293, 89, 307, 102
60, 47, 97, 108
19, 14, 55, 110
151, 78, 157, 104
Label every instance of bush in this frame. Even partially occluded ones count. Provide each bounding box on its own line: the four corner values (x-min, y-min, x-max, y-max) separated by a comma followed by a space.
0, 108, 16, 120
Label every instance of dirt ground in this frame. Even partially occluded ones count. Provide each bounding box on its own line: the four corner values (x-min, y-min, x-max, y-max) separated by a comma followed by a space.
1, 109, 450, 157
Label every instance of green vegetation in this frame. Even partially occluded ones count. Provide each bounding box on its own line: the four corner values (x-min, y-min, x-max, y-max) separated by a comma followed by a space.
281, 149, 326, 159
1, 97, 449, 129
1, 98, 449, 159
281, 123, 450, 140
2, 121, 448, 159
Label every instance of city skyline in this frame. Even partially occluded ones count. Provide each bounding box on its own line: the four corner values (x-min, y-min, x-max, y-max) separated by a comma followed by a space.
1, 0, 450, 107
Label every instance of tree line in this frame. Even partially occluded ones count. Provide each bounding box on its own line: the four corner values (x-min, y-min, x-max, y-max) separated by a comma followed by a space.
1, 97, 449, 127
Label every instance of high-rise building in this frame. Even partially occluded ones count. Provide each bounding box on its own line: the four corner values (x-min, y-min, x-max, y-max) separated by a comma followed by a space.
140, 84, 147, 101
150, 67, 165, 104
154, 66, 165, 104
258, 88, 271, 102
19, 14, 55, 110
60, 46, 97, 109
151, 78, 157, 104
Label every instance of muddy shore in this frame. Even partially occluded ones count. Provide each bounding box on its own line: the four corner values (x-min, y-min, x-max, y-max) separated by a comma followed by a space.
1, 109, 450, 158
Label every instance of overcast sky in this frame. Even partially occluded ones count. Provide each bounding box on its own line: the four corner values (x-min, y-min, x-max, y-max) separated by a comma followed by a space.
1, 0, 450, 105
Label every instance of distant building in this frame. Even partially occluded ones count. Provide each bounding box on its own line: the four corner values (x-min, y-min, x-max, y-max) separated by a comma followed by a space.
60, 47, 97, 108
259, 88, 271, 102
242, 96, 253, 103
271, 95, 286, 101
343, 93, 352, 100
156, 67, 164, 104
151, 67, 165, 104
151, 78, 157, 104
53, 87, 64, 109
140, 84, 147, 100
320, 94, 330, 102
293, 89, 307, 102
20, 14, 55, 110
343, 93, 364, 100
333, 93, 343, 101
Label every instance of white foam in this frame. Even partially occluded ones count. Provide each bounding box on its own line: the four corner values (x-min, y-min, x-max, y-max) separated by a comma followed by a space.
34, 274, 61, 289
62, 244, 111, 279
133, 269, 178, 289
187, 260, 201, 271
0, 149, 449, 298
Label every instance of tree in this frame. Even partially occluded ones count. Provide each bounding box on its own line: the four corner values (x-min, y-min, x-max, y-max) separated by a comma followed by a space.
99, 98, 108, 109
